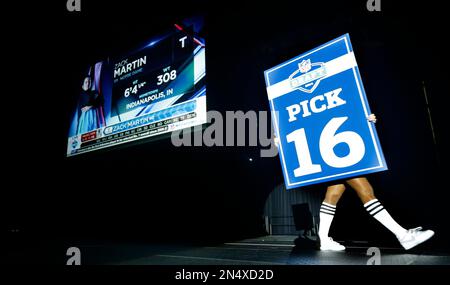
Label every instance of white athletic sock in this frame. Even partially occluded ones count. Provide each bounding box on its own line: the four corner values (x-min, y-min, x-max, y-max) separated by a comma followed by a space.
364, 199, 407, 237
319, 202, 336, 239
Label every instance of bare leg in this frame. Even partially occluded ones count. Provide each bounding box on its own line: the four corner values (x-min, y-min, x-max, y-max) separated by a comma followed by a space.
346, 177, 376, 204
346, 177, 419, 247
324, 184, 346, 205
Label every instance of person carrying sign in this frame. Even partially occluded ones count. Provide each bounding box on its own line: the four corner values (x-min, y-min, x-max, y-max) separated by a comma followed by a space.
316, 114, 435, 251
275, 114, 435, 251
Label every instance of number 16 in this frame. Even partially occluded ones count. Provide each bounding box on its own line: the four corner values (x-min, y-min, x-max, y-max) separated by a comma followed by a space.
286, 117, 366, 177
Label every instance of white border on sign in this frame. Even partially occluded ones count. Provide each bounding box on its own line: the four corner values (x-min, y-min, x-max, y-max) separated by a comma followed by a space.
266, 35, 385, 188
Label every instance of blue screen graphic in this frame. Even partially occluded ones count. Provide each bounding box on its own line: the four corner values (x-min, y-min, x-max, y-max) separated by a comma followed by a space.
67, 18, 206, 157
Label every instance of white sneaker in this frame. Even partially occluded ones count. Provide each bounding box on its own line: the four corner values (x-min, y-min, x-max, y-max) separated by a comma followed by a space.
397, 227, 435, 250
320, 237, 346, 251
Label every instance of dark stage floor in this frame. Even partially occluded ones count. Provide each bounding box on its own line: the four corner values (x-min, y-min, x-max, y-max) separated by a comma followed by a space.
9, 235, 447, 265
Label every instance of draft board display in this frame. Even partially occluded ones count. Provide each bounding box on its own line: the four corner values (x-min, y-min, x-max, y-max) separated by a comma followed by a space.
67, 19, 206, 156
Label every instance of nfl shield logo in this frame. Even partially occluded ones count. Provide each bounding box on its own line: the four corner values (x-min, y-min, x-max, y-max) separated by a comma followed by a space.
298, 59, 312, 73
289, 59, 327, 93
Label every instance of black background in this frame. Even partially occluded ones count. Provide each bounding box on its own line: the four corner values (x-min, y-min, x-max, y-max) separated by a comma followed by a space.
3, 0, 449, 262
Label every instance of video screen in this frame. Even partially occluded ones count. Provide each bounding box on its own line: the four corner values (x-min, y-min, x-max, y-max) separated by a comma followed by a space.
67, 19, 206, 156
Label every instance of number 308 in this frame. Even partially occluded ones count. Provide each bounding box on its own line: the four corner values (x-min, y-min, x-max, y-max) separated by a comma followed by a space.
157, 70, 177, 85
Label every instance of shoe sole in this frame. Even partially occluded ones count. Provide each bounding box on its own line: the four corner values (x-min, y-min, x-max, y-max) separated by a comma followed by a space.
320, 247, 346, 251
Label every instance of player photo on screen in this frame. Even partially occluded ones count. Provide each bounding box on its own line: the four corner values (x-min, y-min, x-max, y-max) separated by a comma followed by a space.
75, 63, 105, 135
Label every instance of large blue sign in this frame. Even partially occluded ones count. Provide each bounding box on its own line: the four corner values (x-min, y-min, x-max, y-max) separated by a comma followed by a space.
264, 34, 387, 189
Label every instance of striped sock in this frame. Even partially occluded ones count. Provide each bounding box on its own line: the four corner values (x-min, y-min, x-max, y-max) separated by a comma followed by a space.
319, 202, 336, 239
364, 199, 407, 237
